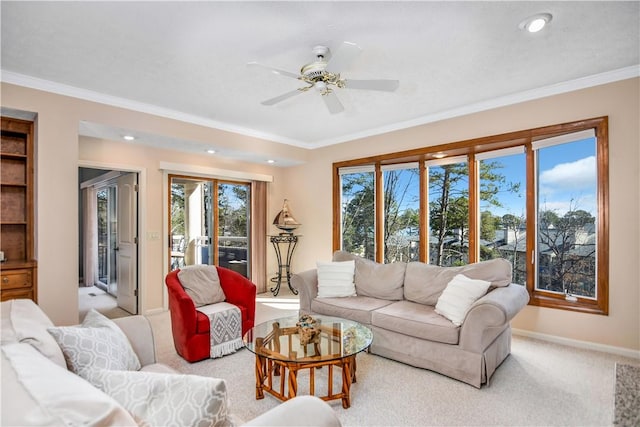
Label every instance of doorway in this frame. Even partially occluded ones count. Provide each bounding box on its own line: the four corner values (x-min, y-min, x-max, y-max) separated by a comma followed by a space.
79, 168, 139, 316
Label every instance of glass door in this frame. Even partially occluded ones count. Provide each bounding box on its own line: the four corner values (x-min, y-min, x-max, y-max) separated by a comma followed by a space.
97, 184, 117, 295
217, 182, 250, 277
169, 175, 251, 278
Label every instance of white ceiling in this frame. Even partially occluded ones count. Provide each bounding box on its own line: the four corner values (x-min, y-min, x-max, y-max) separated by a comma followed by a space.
1, 1, 638, 163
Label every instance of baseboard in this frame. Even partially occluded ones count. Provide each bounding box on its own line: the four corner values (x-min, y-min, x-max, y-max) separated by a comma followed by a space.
512, 328, 640, 360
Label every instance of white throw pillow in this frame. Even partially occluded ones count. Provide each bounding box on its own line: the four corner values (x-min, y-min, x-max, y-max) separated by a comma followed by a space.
316, 260, 357, 298
178, 265, 226, 307
435, 274, 492, 326
47, 309, 141, 374
84, 369, 233, 427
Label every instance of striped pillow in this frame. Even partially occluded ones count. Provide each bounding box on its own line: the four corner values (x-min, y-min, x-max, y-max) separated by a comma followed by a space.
316, 260, 357, 298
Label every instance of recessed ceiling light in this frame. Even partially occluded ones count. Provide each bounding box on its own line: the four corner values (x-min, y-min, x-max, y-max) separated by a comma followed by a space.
123, 135, 135, 141
267, 159, 275, 164
519, 13, 552, 33
206, 149, 216, 154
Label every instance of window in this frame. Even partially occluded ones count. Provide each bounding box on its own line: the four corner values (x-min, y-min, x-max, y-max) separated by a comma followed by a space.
334, 117, 608, 314
339, 166, 376, 260
534, 130, 598, 299
426, 157, 469, 266
382, 164, 420, 263
477, 147, 527, 285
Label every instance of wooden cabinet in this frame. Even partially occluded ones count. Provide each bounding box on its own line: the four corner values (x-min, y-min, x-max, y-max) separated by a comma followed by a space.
1, 117, 37, 302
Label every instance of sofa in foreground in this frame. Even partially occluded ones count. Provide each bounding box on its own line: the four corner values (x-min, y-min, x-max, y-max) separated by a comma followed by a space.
1, 299, 341, 427
292, 251, 530, 388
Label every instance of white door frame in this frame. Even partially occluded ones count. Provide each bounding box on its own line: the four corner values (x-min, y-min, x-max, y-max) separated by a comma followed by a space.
79, 160, 147, 315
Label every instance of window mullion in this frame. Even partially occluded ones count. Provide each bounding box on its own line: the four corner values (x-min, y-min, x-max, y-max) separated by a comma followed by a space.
525, 142, 536, 294
468, 153, 479, 263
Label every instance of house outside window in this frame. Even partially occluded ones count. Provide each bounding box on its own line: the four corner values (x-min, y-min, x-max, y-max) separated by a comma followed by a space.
334, 117, 608, 315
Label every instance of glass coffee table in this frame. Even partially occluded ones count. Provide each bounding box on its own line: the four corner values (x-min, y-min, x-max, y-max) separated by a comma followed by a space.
243, 315, 373, 409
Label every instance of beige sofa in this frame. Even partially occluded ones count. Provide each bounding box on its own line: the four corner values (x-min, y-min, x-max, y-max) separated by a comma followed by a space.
1, 299, 341, 427
292, 251, 530, 388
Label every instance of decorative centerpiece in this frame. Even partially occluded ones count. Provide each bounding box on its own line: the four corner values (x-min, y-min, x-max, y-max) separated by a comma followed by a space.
296, 314, 320, 346
273, 199, 301, 234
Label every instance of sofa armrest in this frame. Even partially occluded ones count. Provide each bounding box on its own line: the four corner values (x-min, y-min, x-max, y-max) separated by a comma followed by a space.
458, 284, 529, 352
242, 395, 341, 427
112, 315, 157, 367
291, 269, 318, 315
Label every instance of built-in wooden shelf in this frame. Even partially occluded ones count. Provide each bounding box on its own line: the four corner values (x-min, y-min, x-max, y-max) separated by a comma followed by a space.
1, 117, 37, 303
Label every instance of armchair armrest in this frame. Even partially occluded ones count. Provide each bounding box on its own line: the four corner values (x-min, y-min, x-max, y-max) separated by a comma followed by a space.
291, 269, 318, 315
165, 270, 199, 337
459, 283, 529, 352
112, 315, 157, 367
217, 266, 257, 333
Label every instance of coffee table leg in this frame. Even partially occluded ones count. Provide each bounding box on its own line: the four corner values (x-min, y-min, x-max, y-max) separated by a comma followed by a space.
352, 356, 357, 383
341, 357, 353, 409
288, 364, 298, 399
255, 355, 265, 400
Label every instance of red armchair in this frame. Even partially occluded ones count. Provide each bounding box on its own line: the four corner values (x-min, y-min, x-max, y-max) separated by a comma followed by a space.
165, 266, 256, 362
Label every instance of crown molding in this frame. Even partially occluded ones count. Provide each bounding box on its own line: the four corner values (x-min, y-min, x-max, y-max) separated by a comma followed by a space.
312, 64, 640, 147
2, 65, 638, 150
0, 70, 304, 147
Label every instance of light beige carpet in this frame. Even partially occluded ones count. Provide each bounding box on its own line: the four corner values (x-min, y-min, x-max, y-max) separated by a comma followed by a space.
146, 297, 638, 426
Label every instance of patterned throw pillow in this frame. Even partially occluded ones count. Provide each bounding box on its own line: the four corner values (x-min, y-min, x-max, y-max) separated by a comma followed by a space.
47, 309, 140, 374
83, 369, 234, 427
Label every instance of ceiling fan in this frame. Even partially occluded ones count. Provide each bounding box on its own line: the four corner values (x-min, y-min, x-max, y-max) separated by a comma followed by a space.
248, 41, 399, 114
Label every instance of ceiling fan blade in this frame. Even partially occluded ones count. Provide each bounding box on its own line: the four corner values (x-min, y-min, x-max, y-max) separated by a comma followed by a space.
322, 91, 344, 114
247, 62, 300, 80
325, 41, 363, 74
344, 79, 400, 91
261, 89, 305, 106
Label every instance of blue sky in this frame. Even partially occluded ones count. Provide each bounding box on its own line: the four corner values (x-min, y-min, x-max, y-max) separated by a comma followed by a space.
382, 136, 597, 220
486, 137, 596, 217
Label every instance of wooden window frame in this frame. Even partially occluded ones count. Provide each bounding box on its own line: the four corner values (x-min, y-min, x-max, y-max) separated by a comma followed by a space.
333, 117, 609, 315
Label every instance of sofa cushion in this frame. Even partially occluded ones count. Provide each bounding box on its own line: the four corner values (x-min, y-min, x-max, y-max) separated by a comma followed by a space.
0, 299, 66, 368
435, 274, 492, 326
371, 300, 460, 344
84, 368, 233, 427
311, 296, 393, 325
178, 265, 226, 307
1, 343, 136, 426
332, 250, 406, 300
47, 309, 141, 374
316, 260, 357, 298
404, 258, 512, 305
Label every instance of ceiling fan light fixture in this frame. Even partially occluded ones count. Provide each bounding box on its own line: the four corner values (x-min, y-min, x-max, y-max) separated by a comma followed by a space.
520, 13, 552, 33
314, 81, 327, 92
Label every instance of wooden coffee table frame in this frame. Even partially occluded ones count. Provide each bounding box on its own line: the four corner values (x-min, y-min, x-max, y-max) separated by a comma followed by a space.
252, 320, 364, 409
